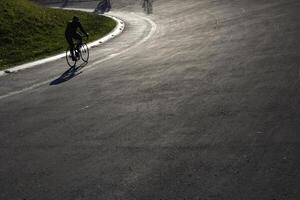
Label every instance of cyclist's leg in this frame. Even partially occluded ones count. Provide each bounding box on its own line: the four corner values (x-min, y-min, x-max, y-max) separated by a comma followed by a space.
72, 33, 82, 58
66, 34, 75, 60
73, 33, 82, 50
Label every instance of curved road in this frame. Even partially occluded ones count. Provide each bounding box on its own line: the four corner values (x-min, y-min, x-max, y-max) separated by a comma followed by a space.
0, 0, 299, 199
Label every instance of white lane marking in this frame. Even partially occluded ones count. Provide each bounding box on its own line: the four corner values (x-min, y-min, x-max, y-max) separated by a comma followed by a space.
0, 13, 157, 101
85, 12, 157, 71
0, 79, 52, 101
0, 13, 124, 77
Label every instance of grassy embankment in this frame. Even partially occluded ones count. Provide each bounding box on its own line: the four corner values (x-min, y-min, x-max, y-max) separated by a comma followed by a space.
0, 0, 116, 70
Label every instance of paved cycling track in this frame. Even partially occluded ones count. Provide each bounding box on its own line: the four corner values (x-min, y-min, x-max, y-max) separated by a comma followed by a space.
0, 0, 299, 199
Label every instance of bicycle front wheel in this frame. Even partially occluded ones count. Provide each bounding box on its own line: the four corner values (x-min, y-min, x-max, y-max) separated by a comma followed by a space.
80, 43, 89, 63
66, 47, 77, 67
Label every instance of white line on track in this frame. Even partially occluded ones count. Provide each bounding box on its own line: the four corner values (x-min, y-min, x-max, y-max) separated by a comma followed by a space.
0, 13, 157, 101
85, 12, 157, 72
0, 79, 53, 101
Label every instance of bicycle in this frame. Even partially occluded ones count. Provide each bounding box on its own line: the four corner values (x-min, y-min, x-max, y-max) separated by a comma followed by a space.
66, 36, 89, 67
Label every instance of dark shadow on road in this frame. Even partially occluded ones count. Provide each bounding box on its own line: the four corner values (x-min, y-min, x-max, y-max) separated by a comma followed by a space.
50, 62, 87, 85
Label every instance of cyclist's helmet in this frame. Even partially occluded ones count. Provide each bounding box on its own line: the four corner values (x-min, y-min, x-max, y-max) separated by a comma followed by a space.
72, 16, 80, 22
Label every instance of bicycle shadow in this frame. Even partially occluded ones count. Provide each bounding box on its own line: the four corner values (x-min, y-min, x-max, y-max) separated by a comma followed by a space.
49, 62, 87, 85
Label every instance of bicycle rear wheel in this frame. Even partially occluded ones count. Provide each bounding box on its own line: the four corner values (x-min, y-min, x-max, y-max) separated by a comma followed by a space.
66, 47, 77, 67
80, 43, 89, 63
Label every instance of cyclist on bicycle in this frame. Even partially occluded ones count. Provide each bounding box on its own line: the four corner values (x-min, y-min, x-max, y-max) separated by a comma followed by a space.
65, 16, 89, 61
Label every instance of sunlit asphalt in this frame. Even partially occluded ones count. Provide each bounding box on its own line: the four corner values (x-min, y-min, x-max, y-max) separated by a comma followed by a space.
0, 0, 299, 199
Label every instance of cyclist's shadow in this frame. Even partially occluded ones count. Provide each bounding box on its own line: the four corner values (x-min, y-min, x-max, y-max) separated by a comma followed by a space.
50, 62, 87, 85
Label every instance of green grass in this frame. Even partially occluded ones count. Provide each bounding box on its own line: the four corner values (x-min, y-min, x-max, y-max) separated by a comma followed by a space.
0, 0, 116, 70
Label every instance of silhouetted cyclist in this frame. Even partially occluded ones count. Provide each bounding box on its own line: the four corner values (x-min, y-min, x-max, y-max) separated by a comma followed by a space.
65, 16, 89, 61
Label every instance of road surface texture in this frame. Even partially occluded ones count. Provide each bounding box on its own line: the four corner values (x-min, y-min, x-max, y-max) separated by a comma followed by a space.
1, 0, 299, 199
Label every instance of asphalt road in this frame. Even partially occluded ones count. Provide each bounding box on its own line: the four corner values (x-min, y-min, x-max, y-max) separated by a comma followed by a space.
1, 0, 300, 199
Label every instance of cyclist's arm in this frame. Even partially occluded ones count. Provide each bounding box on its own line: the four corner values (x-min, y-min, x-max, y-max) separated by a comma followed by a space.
78, 23, 88, 37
